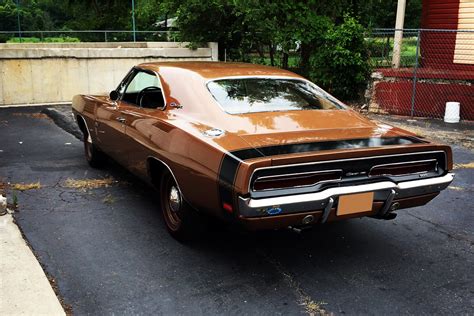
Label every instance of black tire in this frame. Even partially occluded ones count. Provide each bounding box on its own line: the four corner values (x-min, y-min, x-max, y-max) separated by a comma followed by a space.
83, 133, 105, 168
160, 170, 203, 241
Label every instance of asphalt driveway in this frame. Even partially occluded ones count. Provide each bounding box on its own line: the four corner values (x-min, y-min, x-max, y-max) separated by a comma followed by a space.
0, 106, 473, 315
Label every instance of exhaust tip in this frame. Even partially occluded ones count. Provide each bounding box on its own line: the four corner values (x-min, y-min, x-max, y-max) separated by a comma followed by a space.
302, 214, 315, 225
391, 202, 400, 211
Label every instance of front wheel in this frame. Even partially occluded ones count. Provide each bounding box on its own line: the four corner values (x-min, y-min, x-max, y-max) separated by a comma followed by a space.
160, 170, 203, 241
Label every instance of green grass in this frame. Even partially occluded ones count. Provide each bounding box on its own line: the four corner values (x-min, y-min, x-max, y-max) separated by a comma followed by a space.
367, 36, 419, 68
249, 54, 300, 68
6, 36, 80, 43
247, 37, 420, 69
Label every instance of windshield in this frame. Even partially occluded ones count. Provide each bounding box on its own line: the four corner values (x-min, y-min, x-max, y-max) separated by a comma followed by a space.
207, 78, 344, 114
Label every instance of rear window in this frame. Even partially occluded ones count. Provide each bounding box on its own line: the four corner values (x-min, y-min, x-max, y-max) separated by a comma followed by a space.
207, 78, 344, 114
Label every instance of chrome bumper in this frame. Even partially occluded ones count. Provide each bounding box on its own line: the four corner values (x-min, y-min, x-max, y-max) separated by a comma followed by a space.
238, 173, 454, 218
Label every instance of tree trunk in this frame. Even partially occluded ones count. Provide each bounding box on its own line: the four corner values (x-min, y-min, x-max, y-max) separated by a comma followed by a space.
300, 43, 312, 76
269, 44, 275, 66
282, 52, 289, 69
256, 44, 265, 59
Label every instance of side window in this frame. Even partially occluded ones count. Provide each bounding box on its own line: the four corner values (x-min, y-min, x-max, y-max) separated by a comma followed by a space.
121, 70, 165, 109
117, 69, 136, 95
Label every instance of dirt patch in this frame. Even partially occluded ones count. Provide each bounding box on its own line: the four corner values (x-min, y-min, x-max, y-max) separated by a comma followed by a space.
368, 114, 474, 151
0, 181, 7, 194
11, 182, 42, 191
396, 124, 473, 150
63, 177, 118, 190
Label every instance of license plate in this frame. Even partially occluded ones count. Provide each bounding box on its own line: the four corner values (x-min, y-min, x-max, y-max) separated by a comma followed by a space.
337, 192, 374, 216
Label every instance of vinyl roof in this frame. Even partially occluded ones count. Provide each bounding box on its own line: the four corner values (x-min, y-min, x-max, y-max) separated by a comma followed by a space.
138, 61, 302, 79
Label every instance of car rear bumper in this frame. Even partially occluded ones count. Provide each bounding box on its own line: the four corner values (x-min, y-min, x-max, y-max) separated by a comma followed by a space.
237, 173, 454, 222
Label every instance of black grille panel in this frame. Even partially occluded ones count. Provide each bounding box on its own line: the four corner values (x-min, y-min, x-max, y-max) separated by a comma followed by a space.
249, 151, 447, 198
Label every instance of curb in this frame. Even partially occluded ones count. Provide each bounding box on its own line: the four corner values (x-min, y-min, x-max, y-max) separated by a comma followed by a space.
0, 213, 65, 315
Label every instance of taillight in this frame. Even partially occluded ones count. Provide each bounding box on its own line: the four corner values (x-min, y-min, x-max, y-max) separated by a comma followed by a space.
252, 170, 342, 191
369, 160, 438, 177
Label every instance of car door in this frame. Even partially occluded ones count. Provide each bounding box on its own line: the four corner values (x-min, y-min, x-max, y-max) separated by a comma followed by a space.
116, 69, 168, 177
94, 68, 136, 164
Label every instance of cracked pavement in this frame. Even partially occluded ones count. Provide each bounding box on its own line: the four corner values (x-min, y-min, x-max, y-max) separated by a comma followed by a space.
0, 106, 473, 315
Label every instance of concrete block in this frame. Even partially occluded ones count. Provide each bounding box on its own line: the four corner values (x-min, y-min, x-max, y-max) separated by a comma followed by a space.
0, 61, 4, 104
0, 42, 218, 105
31, 59, 63, 103
60, 58, 90, 102
2, 59, 34, 104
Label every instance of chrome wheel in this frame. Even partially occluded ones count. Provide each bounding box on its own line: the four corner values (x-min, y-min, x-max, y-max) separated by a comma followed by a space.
159, 169, 205, 241
162, 175, 183, 232
169, 185, 182, 213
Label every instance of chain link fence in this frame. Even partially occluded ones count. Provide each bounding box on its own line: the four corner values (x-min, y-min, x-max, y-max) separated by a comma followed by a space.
1, 28, 473, 120
367, 28, 474, 121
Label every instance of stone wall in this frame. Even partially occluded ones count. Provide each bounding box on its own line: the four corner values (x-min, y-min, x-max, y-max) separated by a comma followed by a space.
0, 42, 218, 106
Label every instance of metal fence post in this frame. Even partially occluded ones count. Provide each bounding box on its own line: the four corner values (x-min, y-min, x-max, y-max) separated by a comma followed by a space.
16, 0, 22, 42
104, 31, 108, 42
410, 29, 421, 117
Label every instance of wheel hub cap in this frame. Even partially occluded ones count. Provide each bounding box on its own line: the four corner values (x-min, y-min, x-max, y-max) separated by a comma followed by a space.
169, 186, 181, 213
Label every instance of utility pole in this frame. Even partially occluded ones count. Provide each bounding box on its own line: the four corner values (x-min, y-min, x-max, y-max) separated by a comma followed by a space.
131, 0, 136, 42
392, 0, 406, 68
16, 0, 22, 43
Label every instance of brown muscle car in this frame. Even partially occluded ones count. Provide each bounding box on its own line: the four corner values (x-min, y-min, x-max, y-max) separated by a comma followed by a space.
72, 62, 454, 240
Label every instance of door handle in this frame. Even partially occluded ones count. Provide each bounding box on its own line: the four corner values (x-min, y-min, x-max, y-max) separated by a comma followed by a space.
116, 117, 126, 123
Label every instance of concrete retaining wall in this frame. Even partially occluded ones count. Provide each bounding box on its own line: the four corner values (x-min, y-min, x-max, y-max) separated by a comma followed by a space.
0, 42, 218, 106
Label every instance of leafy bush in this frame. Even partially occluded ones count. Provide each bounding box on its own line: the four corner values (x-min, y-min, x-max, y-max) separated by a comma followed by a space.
0, 34, 8, 43
309, 15, 371, 101
367, 38, 392, 57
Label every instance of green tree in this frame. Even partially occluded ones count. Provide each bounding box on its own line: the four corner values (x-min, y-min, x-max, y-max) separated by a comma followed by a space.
150, 0, 371, 101
0, 0, 53, 32
309, 15, 370, 100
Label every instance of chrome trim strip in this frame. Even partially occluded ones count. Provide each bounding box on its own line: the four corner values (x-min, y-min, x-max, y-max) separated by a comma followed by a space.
252, 169, 343, 192
248, 150, 447, 192
369, 159, 438, 176
241, 173, 454, 210
398, 173, 454, 189
245, 181, 396, 208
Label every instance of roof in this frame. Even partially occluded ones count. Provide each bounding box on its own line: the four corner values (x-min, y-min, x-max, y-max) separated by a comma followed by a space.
138, 61, 302, 79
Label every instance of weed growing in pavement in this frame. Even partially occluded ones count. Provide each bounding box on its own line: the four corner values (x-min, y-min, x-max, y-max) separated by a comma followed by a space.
102, 194, 115, 204
12, 191, 18, 208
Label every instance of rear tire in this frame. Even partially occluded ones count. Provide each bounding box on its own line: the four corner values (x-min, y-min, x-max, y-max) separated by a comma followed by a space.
160, 170, 203, 241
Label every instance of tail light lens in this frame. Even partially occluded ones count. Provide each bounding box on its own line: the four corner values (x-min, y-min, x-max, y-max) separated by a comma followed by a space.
369, 160, 438, 177
252, 170, 342, 191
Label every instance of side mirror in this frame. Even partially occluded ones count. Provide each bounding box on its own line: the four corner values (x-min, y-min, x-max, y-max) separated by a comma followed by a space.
109, 90, 119, 101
